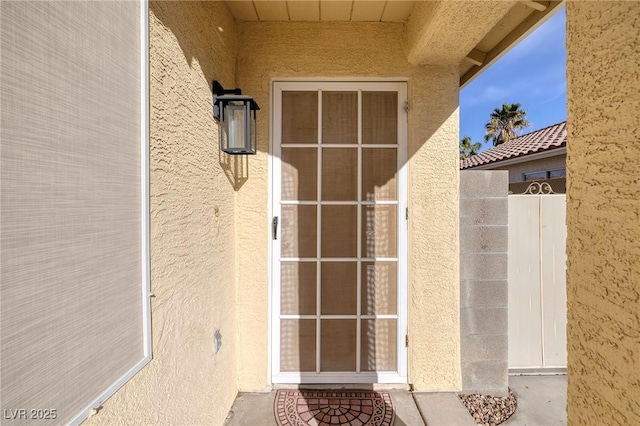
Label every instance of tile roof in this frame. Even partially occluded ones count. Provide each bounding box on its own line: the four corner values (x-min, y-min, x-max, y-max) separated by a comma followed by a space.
460, 121, 566, 169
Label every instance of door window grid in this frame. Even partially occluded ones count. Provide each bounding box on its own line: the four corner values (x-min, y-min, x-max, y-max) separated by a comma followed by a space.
280, 88, 400, 374
316, 92, 323, 372
282, 143, 398, 148
281, 315, 399, 320
356, 89, 363, 373
281, 201, 399, 205
280, 258, 399, 262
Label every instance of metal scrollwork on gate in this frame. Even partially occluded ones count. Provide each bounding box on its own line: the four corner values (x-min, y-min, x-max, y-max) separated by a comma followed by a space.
523, 181, 555, 195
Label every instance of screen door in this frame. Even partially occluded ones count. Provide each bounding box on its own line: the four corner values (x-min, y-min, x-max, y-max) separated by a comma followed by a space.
271, 81, 407, 384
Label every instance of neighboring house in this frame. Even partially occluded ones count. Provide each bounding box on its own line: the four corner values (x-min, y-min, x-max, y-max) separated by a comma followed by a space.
460, 121, 567, 193
1, 2, 638, 426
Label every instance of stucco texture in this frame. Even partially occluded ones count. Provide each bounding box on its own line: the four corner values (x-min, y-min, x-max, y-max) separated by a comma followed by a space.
407, 1, 517, 65
235, 21, 461, 392
566, 2, 640, 425
90, 8, 463, 422
87, 2, 240, 425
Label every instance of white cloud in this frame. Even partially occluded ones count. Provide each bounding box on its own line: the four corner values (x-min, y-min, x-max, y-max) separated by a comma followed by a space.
483, 85, 511, 101
462, 85, 513, 107
532, 81, 567, 107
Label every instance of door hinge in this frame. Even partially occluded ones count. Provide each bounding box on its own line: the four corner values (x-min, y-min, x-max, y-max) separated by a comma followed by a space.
405, 335, 409, 347
405, 207, 409, 221
404, 100, 409, 113
272, 216, 278, 240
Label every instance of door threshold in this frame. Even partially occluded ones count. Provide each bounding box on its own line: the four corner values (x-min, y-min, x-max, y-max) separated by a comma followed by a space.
273, 383, 409, 391
509, 367, 567, 376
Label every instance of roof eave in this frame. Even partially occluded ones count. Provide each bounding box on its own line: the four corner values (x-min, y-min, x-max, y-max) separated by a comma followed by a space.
461, 145, 566, 170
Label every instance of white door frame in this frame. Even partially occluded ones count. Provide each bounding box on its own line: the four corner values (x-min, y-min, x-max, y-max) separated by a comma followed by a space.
269, 80, 408, 384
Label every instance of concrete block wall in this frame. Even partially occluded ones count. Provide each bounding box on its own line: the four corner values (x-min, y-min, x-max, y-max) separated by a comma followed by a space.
460, 171, 509, 395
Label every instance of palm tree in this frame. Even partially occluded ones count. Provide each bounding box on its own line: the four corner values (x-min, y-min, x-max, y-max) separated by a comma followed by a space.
484, 103, 530, 146
459, 136, 482, 159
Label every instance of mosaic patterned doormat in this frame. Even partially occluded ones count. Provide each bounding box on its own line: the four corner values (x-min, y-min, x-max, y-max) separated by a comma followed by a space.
274, 390, 395, 426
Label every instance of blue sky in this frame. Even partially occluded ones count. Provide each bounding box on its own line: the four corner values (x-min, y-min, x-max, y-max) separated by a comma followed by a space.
460, 7, 566, 150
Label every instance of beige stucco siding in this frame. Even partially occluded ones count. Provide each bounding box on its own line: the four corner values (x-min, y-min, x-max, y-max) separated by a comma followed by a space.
235, 21, 461, 392
566, 2, 640, 425
407, 0, 518, 66
88, 2, 240, 425
407, 66, 461, 391
487, 154, 566, 183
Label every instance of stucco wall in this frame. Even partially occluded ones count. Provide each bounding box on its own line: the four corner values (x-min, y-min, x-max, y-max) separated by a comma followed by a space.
408, 66, 461, 392
566, 2, 640, 425
235, 21, 461, 392
87, 2, 239, 425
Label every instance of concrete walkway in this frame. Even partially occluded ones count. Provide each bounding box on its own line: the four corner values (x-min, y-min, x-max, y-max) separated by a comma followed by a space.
505, 375, 567, 426
224, 375, 566, 426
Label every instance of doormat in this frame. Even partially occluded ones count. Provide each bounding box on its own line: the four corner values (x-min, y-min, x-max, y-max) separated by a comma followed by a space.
274, 390, 395, 426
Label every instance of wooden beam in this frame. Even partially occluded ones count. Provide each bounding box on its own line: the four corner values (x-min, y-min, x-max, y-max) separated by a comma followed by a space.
522, 1, 548, 12
466, 48, 487, 66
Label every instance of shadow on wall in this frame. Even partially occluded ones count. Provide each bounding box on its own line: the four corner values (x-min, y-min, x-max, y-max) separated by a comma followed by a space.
151, 1, 248, 190
150, 1, 235, 87
219, 151, 249, 191
262, 71, 459, 390
152, 0, 461, 399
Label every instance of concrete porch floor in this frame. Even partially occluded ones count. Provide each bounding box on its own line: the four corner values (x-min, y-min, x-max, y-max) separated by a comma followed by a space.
224, 375, 567, 426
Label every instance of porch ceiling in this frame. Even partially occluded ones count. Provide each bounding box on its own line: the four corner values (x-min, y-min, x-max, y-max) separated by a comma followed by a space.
224, 0, 564, 87
458, 1, 564, 87
223, 0, 416, 22
407, 1, 563, 84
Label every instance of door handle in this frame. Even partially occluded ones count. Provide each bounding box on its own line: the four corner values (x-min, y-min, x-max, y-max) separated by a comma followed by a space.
273, 216, 278, 240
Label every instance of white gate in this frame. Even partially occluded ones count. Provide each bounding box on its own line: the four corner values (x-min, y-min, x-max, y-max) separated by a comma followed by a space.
508, 192, 567, 370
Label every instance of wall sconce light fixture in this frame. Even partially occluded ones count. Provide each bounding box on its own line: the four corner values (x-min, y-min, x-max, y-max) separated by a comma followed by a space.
213, 80, 260, 155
